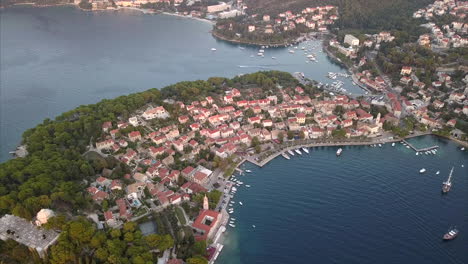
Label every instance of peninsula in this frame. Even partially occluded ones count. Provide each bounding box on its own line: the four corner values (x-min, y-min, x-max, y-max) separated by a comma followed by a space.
1, 69, 467, 263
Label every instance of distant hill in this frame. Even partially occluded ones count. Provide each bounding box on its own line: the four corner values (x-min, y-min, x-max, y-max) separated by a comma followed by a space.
245, 0, 434, 32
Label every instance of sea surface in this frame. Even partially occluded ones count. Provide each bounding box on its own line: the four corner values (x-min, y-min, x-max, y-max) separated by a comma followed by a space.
0, 6, 358, 161
218, 135, 467, 264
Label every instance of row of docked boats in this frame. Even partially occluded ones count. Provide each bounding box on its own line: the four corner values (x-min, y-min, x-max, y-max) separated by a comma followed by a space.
416, 149, 438, 156
282, 147, 310, 160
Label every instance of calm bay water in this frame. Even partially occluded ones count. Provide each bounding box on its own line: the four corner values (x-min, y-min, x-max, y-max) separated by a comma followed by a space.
0, 6, 357, 161
219, 135, 467, 264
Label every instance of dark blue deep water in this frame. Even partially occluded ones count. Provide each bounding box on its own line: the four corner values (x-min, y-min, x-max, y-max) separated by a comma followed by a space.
0, 6, 357, 161
219, 136, 467, 264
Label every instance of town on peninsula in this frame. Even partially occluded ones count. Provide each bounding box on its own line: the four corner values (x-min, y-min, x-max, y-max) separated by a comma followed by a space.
0, 0, 467, 264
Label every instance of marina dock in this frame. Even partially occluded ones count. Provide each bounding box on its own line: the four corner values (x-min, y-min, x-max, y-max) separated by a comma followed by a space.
402, 140, 439, 152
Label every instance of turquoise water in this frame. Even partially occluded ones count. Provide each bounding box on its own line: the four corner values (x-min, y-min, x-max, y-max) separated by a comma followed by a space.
218, 135, 467, 264
0, 6, 357, 161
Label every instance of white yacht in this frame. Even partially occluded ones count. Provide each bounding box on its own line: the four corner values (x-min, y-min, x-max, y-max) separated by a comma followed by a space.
288, 150, 295, 156
302, 147, 309, 153
392, 143, 395, 147
436, 171, 440, 175
295, 149, 302, 155
420, 168, 426, 173
239, 202, 243, 206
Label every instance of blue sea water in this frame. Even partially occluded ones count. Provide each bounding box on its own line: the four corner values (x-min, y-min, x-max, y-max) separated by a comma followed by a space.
218, 135, 467, 264
0, 6, 357, 161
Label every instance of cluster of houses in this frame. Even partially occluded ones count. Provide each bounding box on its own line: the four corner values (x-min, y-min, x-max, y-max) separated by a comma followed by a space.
415, 0, 467, 49
242, 5, 339, 35
398, 65, 468, 128
413, 0, 467, 21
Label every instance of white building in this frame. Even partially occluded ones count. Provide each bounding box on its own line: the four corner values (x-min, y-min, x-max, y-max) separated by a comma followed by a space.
344, 34, 360, 46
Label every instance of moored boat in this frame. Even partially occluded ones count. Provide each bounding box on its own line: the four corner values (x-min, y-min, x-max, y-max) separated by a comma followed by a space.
295, 149, 302, 155
419, 168, 426, 173
282, 153, 290, 160
288, 150, 295, 156
302, 147, 309, 153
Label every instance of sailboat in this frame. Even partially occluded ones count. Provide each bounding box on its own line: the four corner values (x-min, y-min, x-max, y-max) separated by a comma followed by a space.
442, 167, 454, 193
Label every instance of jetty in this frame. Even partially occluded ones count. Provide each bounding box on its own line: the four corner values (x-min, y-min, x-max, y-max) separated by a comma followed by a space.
244, 139, 378, 167
402, 139, 439, 152
235, 167, 244, 174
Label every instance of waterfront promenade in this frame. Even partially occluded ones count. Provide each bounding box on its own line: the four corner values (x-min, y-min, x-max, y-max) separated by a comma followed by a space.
242, 133, 437, 168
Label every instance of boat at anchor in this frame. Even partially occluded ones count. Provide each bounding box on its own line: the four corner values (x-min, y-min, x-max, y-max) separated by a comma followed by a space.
442, 167, 454, 193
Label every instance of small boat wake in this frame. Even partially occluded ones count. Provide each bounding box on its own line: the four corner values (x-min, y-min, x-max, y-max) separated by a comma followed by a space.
238, 65, 272, 69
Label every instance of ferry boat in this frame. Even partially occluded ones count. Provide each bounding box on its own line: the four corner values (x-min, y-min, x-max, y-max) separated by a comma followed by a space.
302, 147, 309, 153
282, 153, 290, 160
443, 228, 458, 241
419, 168, 426, 173
288, 150, 295, 156
442, 167, 454, 193
336, 148, 343, 156
295, 149, 302, 155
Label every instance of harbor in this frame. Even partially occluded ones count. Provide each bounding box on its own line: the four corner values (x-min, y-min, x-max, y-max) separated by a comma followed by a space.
217, 134, 467, 264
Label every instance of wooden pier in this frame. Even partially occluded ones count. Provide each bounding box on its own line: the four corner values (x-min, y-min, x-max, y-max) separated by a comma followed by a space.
402, 140, 439, 152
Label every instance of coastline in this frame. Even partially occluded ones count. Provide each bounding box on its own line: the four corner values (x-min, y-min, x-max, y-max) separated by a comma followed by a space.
211, 30, 311, 48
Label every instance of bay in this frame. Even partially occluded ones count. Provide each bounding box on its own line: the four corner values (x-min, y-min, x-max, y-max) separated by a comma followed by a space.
218, 135, 467, 264
0, 6, 357, 161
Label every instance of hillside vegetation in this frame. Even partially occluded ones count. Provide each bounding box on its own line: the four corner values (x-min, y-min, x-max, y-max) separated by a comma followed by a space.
245, 0, 434, 31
